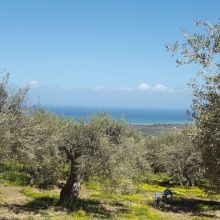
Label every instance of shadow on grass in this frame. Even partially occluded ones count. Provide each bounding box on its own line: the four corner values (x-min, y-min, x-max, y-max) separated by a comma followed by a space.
150, 197, 220, 218
66, 198, 112, 218
2, 196, 113, 218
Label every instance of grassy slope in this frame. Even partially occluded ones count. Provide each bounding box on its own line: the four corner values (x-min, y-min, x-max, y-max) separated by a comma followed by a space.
0, 180, 220, 220
0, 162, 220, 219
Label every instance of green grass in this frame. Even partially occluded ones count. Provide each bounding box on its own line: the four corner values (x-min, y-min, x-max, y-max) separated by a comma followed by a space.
0, 161, 30, 186
1, 167, 220, 220
139, 182, 220, 200
71, 209, 90, 220
20, 187, 60, 210
19, 186, 111, 219
20, 187, 59, 200
119, 204, 166, 220
146, 173, 174, 186
0, 192, 3, 205
70, 180, 220, 219
0, 171, 30, 185
84, 180, 101, 191
1, 180, 219, 219
86, 181, 168, 219
139, 183, 165, 193
172, 187, 208, 199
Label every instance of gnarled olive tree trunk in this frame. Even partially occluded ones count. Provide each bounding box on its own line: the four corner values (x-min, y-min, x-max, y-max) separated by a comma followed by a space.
60, 151, 81, 203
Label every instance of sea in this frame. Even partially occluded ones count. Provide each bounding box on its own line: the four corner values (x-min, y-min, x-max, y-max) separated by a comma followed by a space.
44, 106, 192, 125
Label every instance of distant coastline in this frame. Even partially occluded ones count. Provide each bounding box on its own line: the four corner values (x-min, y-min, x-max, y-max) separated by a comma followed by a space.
44, 106, 192, 126
132, 123, 188, 135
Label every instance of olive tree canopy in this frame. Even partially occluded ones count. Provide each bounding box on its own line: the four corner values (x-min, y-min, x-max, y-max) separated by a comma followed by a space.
167, 20, 220, 191
0, 73, 29, 161
59, 114, 148, 203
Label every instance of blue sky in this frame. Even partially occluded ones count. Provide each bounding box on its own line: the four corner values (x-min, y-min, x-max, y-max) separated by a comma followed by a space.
0, 0, 219, 109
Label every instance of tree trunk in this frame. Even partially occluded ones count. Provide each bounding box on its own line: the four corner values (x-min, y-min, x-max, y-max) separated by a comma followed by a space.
60, 159, 81, 204
185, 174, 193, 187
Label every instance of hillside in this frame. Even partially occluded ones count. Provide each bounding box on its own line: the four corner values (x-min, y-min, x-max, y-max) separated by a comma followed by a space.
0, 178, 220, 219
132, 124, 186, 136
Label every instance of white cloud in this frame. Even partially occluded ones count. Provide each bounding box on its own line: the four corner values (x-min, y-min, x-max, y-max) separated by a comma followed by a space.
137, 83, 151, 91
55, 83, 169, 93
153, 84, 167, 91
120, 86, 133, 91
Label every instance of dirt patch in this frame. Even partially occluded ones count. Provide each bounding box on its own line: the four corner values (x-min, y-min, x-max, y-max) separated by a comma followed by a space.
0, 185, 28, 205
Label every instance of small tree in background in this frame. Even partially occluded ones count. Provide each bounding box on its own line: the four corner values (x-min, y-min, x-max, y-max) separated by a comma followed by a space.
167, 20, 220, 191
0, 74, 65, 187
19, 110, 65, 188
0, 73, 29, 114
146, 129, 203, 187
0, 73, 29, 161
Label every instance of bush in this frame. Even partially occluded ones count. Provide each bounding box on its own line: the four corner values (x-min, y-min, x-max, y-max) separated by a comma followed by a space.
145, 129, 204, 187
0, 161, 30, 185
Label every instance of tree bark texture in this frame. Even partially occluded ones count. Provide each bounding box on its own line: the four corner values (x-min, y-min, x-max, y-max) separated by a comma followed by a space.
60, 155, 81, 203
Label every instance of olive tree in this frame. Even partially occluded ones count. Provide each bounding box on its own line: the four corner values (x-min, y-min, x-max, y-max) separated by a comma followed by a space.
0, 73, 29, 114
146, 129, 203, 187
19, 110, 65, 188
59, 114, 148, 203
162, 130, 203, 187
167, 20, 220, 191
0, 73, 29, 161
0, 74, 65, 187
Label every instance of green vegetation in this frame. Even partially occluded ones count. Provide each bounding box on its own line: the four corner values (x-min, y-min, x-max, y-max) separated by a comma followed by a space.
0, 174, 220, 219
0, 161, 30, 186
0, 73, 219, 219
167, 20, 220, 191
0, 20, 220, 219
